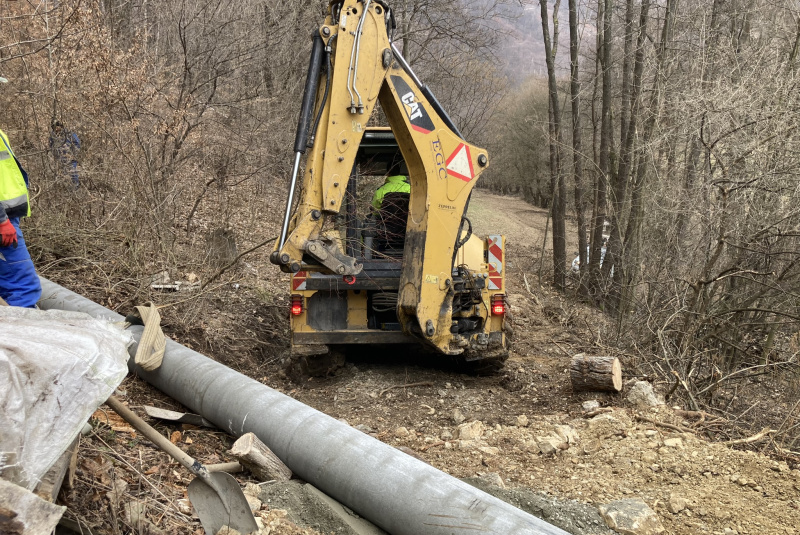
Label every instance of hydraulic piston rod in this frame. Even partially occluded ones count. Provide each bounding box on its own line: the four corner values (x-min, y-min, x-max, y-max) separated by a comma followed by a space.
37, 277, 569, 535
277, 31, 325, 253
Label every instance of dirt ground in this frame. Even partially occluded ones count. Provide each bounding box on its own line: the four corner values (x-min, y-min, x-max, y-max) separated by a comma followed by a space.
60, 190, 800, 535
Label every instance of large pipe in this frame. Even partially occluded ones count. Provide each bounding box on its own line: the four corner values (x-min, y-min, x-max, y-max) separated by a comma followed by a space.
38, 277, 568, 535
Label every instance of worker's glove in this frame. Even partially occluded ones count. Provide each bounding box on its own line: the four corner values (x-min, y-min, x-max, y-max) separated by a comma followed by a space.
0, 219, 18, 248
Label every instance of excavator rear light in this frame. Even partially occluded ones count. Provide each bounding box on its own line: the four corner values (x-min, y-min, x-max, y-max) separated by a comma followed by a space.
291, 295, 304, 316
491, 294, 506, 316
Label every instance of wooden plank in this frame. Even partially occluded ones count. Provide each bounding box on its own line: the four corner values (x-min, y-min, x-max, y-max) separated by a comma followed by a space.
0, 479, 65, 534
33, 436, 79, 503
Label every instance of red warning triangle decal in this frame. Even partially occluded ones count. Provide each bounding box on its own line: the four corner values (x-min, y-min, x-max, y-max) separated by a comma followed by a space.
445, 143, 474, 182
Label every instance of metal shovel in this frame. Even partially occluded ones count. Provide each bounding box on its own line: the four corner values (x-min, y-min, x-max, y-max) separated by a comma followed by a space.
105, 396, 259, 535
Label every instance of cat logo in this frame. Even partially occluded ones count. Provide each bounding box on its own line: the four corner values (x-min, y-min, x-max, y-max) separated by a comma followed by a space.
392, 76, 435, 134
401, 92, 423, 121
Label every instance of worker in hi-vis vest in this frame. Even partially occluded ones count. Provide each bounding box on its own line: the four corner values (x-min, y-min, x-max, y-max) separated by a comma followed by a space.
0, 128, 41, 307
371, 174, 410, 213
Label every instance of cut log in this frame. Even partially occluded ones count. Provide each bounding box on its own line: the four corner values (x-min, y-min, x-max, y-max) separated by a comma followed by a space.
570, 354, 622, 393
229, 433, 292, 482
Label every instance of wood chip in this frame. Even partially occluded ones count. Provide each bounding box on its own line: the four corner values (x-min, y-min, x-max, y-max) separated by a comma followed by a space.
91, 409, 136, 435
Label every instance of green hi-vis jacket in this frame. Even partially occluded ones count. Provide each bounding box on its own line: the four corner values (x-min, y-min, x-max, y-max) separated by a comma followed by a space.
371, 175, 410, 212
0, 128, 30, 223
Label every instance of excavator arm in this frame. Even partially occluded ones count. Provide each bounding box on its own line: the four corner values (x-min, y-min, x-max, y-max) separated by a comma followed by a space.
272, 0, 490, 355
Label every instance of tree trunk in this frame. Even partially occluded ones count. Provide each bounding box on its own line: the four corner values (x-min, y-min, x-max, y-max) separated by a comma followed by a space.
624, 0, 677, 318
606, 0, 651, 311
619, 0, 635, 160
589, 0, 612, 298
539, 0, 567, 291
569, 0, 588, 295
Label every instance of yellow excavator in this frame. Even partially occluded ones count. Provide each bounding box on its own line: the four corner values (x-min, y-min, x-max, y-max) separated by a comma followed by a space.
270, 0, 509, 372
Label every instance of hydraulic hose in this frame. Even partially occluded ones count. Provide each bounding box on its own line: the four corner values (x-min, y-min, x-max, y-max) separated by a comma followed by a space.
351, 0, 372, 113
456, 216, 473, 250
308, 34, 336, 148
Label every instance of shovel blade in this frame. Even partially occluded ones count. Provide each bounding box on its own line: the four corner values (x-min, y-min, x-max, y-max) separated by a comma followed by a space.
187, 472, 258, 535
143, 405, 215, 428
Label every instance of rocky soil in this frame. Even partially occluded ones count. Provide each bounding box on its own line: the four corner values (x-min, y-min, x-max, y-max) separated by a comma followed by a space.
60, 191, 800, 535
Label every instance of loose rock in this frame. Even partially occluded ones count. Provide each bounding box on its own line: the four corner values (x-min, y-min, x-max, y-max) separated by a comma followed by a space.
626, 381, 664, 409
354, 424, 374, 434
554, 424, 579, 445
582, 400, 601, 412
667, 494, 687, 514
599, 498, 665, 535
245, 493, 262, 513
457, 420, 484, 441
176, 498, 193, 515
536, 436, 565, 455
452, 408, 466, 425
588, 413, 629, 437
243, 482, 261, 498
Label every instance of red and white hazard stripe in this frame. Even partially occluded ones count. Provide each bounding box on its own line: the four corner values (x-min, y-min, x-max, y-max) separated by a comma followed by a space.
487, 235, 503, 290
292, 271, 308, 291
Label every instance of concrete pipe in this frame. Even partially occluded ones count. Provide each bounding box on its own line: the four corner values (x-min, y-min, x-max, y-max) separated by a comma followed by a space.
38, 277, 569, 535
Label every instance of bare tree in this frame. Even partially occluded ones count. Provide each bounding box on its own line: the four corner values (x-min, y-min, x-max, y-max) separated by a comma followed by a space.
588, 0, 612, 298
568, 0, 588, 296
538, 0, 567, 290
604, 0, 650, 311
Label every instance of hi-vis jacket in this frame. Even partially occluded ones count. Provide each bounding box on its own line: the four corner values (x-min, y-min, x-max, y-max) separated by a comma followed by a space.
0, 128, 30, 223
371, 175, 410, 212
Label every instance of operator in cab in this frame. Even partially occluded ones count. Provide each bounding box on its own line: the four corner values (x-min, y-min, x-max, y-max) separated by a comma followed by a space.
371, 164, 410, 213
369, 162, 411, 252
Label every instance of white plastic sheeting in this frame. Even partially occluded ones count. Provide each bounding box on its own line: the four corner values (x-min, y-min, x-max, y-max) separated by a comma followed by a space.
0, 307, 132, 490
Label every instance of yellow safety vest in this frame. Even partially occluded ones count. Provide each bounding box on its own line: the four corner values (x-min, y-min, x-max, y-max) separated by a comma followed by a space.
371, 175, 410, 212
0, 128, 30, 219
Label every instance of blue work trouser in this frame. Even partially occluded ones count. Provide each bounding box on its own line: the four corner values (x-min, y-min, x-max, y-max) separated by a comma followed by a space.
58, 159, 79, 187
0, 217, 41, 307
68, 160, 79, 187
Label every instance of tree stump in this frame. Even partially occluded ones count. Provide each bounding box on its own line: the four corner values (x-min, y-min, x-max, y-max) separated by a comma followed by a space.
229, 433, 292, 482
206, 227, 238, 268
570, 354, 622, 393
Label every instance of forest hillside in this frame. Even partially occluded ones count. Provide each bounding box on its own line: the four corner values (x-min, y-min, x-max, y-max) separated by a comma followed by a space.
2, 1, 800, 534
